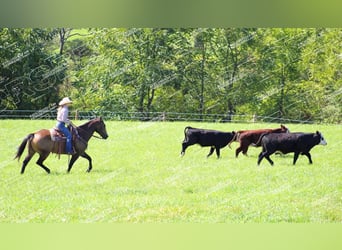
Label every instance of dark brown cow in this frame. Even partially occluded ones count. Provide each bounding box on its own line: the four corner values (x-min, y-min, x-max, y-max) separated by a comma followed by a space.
231, 124, 289, 157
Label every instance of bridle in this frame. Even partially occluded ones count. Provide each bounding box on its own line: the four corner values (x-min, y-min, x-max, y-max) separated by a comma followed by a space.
70, 122, 106, 141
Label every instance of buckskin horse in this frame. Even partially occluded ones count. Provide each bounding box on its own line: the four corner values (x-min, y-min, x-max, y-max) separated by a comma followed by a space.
15, 117, 109, 174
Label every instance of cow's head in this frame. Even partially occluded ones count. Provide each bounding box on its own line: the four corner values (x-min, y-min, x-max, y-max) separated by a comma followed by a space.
316, 131, 327, 146
280, 124, 290, 133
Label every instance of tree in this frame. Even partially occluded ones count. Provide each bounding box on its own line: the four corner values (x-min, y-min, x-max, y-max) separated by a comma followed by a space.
298, 28, 342, 122
252, 28, 310, 121
0, 28, 65, 112
2, 28, 340, 123
208, 28, 258, 121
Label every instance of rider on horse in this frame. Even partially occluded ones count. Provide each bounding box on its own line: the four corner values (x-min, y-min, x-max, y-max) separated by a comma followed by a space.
56, 97, 74, 154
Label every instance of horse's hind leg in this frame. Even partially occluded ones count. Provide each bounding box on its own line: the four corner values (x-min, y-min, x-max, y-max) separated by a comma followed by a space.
20, 144, 36, 174
21, 153, 34, 174
36, 152, 51, 174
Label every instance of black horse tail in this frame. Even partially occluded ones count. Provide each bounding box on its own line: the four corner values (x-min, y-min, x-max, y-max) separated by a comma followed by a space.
14, 133, 34, 161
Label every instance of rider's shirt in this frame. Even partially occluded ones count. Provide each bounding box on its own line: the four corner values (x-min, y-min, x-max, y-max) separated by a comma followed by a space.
57, 106, 70, 124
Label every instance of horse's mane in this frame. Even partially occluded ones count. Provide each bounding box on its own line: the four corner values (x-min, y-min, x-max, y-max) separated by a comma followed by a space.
78, 117, 101, 130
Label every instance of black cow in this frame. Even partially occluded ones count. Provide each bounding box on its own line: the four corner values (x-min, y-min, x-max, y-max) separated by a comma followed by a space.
257, 131, 327, 166
181, 126, 236, 158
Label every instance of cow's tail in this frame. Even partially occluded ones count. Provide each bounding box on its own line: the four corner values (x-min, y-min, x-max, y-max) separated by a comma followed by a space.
228, 131, 236, 149
253, 132, 268, 147
14, 133, 34, 161
184, 126, 193, 137
228, 131, 239, 148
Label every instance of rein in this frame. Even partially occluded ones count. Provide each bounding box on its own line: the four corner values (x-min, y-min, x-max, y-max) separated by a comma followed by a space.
91, 134, 105, 140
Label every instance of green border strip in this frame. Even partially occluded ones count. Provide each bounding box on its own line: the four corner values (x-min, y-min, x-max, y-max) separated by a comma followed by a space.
1, 224, 342, 250
0, 0, 341, 27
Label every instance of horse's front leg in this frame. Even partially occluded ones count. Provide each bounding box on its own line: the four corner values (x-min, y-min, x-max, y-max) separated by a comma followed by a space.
81, 152, 93, 172
67, 154, 80, 173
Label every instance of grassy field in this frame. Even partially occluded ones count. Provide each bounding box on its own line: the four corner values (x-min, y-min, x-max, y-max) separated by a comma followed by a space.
0, 120, 341, 222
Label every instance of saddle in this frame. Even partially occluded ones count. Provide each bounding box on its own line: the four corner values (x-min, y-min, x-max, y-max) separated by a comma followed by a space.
50, 124, 78, 141
49, 127, 67, 142
49, 126, 77, 156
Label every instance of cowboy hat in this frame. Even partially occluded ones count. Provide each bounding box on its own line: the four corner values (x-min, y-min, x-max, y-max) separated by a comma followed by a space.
59, 97, 73, 106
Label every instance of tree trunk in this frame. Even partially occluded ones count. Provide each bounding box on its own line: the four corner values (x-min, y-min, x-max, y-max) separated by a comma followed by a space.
59, 28, 66, 55
278, 65, 286, 119
147, 87, 155, 112
224, 39, 239, 122
199, 43, 206, 120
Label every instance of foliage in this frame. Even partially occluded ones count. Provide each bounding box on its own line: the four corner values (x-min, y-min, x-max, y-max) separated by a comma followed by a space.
1, 28, 341, 123
0, 28, 66, 111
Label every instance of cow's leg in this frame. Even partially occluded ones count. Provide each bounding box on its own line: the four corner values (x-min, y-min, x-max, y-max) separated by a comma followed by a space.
302, 152, 312, 164
215, 147, 221, 158
207, 146, 215, 158
236, 141, 249, 157
242, 145, 249, 156
293, 152, 300, 165
265, 155, 274, 166
181, 142, 189, 156
235, 146, 243, 157
257, 152, 265, 165
36, 152, 51, 174
181, 139, 197, 156
258, 151, 274, 166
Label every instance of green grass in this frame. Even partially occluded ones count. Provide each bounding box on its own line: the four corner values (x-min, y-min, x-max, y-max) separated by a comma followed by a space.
0, 120, 341, 222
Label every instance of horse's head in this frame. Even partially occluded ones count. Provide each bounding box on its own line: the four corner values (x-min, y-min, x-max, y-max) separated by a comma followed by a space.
93, 117, 109, 139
